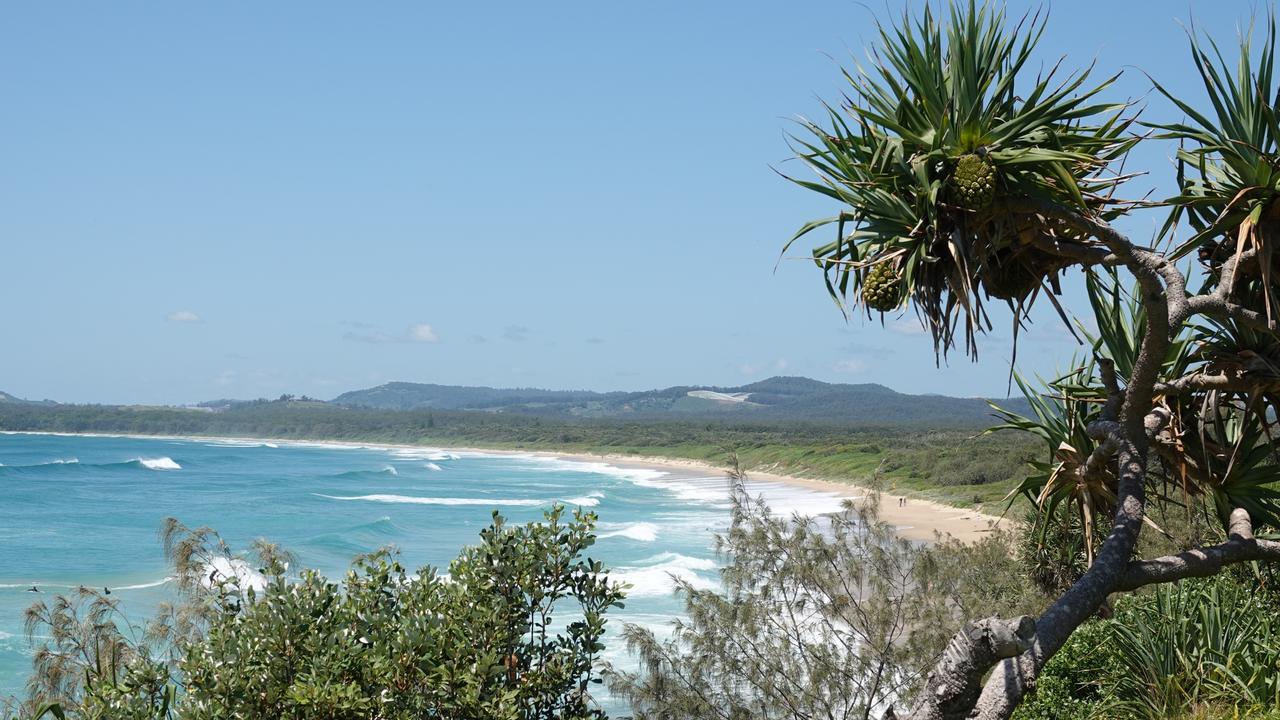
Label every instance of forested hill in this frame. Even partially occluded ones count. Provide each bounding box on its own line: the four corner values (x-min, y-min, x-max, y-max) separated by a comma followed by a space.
330, 376, 1025, 427
0, 390, 54, 405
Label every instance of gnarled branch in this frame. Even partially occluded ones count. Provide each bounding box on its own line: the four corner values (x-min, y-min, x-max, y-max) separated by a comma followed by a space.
1116, 508, 1280, 591
905, 616, 1035, 720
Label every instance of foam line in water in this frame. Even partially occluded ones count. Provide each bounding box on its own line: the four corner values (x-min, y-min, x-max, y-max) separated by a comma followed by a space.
746, 481, 853, 517
598, 522, 659, 542
115, 577, 173, 590
520, 456, 670, 483
424, 462, 443, 472
316, 494, 545, 507
392, 448, 462, 461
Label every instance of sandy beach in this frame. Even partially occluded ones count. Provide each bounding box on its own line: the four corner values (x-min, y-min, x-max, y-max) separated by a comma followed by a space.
470, 448, 1009, 544
4, 431, 1006, 543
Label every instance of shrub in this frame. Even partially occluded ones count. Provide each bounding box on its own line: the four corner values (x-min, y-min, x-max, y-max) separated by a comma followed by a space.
608, 483, 1046, 718
1016, 572, 1280, 720
12, 505, 623, 720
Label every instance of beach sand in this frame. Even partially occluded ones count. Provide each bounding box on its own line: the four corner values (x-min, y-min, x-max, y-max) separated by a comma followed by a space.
6, 431, 1008, 544
461, 448, 1009, 544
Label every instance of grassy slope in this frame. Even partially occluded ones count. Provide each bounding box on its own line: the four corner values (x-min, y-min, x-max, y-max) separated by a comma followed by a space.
465, 433, 1033, 509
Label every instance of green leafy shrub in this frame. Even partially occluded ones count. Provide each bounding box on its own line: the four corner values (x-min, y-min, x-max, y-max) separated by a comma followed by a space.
11, 505, 623, 720
1011, 619, 1122, 720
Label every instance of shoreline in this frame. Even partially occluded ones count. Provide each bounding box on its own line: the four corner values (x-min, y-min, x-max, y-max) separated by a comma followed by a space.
1, 430, 1007, 543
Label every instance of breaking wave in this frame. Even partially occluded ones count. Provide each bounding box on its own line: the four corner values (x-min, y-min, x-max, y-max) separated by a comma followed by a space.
612, 552, 718, 598
564, 491, 604, 507
316, 494, 545, 507
598, 522, 659, 542
134, 457, 181, 471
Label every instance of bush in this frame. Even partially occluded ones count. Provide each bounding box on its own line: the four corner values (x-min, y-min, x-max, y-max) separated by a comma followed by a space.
1016, 571, 1280, 720
1011, 619, 1123, 720
12, 506, 623, 720
608, 483, 1047, 718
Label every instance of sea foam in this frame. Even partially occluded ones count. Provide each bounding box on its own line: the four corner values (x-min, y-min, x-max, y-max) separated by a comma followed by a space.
135, 457, 181, 471
612, 552, 718, 597
390, 448, 463, 462
599, 522, 659, 542
202, 557, 267, 594
316, 494, 545, 507
115, 577, 174, 590
564, 491, 604, 507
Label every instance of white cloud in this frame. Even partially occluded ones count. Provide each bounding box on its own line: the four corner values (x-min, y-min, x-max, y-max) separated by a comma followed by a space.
407, 323, 438, 343
166, 310, 201, 323
344, 322, 440, 345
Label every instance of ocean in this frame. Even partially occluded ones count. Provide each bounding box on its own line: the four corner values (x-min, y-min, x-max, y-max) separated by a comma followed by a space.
0, 432, 844, 712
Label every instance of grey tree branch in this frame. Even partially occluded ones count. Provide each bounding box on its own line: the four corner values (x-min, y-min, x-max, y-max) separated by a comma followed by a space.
964, 204, 1176, 720
1154, 371, 1280, 395
908, 198, 1277, 720
1097, 358, 1123, 422
1115, 508, 1280, 591
905, 616, 1036, 720
1186, 293, 1279, 333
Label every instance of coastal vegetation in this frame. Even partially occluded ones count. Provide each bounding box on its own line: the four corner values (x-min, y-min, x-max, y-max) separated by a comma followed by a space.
774, 0, 1280, 716
10, 506, 621, 719
610, 481, 1046, 718
612, 480, 1280, 720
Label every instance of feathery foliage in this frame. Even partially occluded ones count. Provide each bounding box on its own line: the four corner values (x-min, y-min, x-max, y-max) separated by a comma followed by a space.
608, 480, 1044, 718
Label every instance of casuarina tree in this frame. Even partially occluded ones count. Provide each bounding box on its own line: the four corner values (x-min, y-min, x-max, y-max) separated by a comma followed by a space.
784, 2, 1280, 718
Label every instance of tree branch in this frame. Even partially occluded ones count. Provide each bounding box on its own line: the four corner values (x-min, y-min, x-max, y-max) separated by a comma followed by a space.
905, 616, 1035, 720
965, 203, 1175, 720
1115, 508, 1280, 591
1154, 371, 1280, 395
1186, 293, 1279, 334
1098, 358, 1123, 421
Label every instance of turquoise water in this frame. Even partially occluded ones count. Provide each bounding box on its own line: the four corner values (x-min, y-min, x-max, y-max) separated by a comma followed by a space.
0, 432, 840, 711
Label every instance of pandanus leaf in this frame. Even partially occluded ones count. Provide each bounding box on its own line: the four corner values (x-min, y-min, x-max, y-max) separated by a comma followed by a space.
783, 0, 1134, 360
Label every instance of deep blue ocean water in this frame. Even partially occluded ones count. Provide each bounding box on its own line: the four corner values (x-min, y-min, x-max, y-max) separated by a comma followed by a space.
0, 432, 840, 712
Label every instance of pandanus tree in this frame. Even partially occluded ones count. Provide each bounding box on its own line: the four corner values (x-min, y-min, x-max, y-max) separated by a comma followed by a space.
785, 3, 1280, 718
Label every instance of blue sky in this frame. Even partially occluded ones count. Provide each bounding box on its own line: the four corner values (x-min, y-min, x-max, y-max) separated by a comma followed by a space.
0, 1, 1258, 404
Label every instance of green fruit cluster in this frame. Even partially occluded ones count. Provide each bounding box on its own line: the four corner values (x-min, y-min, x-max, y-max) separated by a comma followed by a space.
984, 254, 1042, 301
862, 262, 903, 311
952, 153, 996, 211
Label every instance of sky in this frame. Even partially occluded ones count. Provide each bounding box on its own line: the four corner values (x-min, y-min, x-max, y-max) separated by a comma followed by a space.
0, 1, 1261, 405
